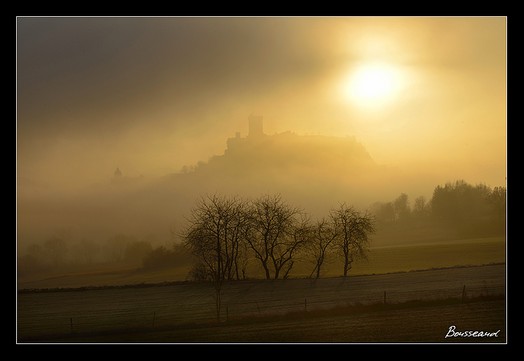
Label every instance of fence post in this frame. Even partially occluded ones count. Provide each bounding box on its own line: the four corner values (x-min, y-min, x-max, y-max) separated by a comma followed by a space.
153, 311, 156, 328
70, 317, 73, 334
256, 302, 261, 315
462, 285, 467, 303
226, 305, 229, 322
305, 298, 307, 312
384, 291, 387, 305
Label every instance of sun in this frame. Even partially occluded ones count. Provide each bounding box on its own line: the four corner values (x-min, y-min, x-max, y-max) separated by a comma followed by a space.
341, 62, 404, 109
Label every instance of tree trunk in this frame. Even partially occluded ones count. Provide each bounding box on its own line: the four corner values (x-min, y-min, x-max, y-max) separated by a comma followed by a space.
274, 266, 280, 280
343, 245, 350, 277
343, 258, 349, 277
309, 265, 317, 279
343, 259, 353, 277
283, 260, 294, 279
316, 255, 325, 279
263, 262, 271, 280
233, 241, 240, 280
215, 287, 221, 322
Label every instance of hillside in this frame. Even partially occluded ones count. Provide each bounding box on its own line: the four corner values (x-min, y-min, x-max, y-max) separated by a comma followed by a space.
18, 128, 386, 250
167, 130, 379, 207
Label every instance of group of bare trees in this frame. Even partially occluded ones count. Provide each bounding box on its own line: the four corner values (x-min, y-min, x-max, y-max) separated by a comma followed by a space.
183, 194, 375, 320
184, 195, 375, 281
307, 206, 375, 279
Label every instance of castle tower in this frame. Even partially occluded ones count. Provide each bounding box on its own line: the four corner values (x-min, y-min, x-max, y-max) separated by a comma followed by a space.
248, 114, 264, 138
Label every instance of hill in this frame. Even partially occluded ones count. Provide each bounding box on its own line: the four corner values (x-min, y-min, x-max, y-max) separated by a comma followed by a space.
18, 125, 384, 249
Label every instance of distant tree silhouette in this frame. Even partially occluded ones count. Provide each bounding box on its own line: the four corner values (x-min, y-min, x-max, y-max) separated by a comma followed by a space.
43, 237, 68, 267
489, 186, 506, 231
413, 196, 429, 216
18, 243, 46, 274
372, 201, 395, 224
72, 239, 100, 264
142, 243, 192, 270
105, 234, 133, 262
430, 180, 505, 237
142, 246, 171, 269
124, 240, 153, 265
330, 204, 375, 277
393, 193, 411, 221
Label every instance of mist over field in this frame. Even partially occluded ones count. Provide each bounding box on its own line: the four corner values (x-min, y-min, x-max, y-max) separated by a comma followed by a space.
16, 124, 426, 248
17, 16, 506, 286
16, 16, 507, 344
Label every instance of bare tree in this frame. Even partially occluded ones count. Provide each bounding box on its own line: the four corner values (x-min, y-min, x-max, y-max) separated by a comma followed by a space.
308, 218, 337, 279
330, 203, 375, 277
283, 213, 311, 279
246, 194, 309, 280
184, 194, 248, 321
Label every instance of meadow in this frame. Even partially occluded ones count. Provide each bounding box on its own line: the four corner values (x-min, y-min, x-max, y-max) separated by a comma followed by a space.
18, 236, 505, 290
53, 298, 505, 343
17, 237, 506, 343
18, 263, 505, 343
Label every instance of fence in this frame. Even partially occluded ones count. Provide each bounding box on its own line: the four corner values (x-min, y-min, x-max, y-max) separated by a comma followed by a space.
17, 265, 506, 341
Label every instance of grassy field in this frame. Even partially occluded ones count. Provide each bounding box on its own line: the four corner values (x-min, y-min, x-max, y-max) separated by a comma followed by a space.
18, 236, 505, 289
330, 236, 505, 277
17, 237, 506, 343
48, 298, 505, 343
18, 264, 505, 343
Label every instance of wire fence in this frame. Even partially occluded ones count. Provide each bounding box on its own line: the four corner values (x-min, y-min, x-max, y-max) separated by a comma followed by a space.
18, 265, 506, 341
221, 283, 504, 317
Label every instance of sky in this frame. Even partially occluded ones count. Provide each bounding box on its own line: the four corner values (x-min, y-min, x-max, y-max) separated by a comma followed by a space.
17, 16, 506, 192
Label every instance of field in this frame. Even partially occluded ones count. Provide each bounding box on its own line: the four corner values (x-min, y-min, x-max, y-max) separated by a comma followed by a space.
17, 236, 505, 289
18, 264, 505, 343
54, 298, 505, 343
297, 236, 506, 277
17, 237, 506, 343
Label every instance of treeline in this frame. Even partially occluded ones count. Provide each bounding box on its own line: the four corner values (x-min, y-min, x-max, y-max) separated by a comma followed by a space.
372, 180, 505, 241
18, 234, 191, 276
18, 180, 505, 279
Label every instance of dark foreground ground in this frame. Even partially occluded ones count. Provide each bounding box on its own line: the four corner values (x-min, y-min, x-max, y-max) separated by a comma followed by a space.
28, 297, 505, 343
18, 264, 505, 343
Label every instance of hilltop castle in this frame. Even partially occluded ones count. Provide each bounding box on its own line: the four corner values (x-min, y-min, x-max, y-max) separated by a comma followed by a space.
248, 114, 264, 138
200, 114, 375, 176
226, 114, 266, 151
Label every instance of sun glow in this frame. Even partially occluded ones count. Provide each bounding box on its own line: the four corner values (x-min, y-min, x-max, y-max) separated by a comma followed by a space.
342, 62, 405, 109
